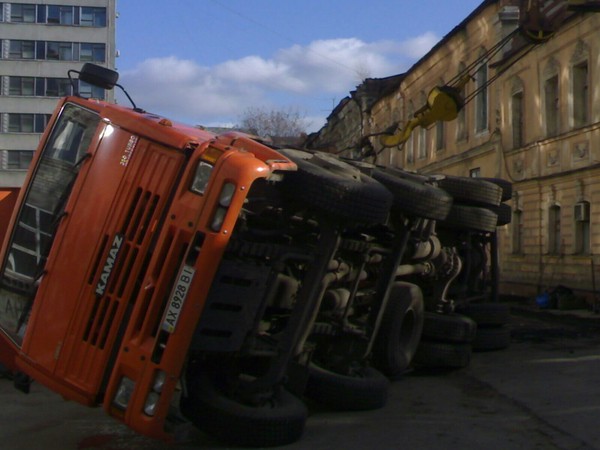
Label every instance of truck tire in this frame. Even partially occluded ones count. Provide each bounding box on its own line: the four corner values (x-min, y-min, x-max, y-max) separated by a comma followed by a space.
421, 312, 477, 343
305, 363, 389, 411
437, 175, 502, 207
458, 302, 510, 327
372, 168, 452, 220
413, 341, 472, 369
372, 282, 425, 377
440, 204, 498, 232
488, 203, 512, 226
375, 166, 431, 185
279, 149, 393, 225
482, 177, 512, 202
181, 369, 307, 447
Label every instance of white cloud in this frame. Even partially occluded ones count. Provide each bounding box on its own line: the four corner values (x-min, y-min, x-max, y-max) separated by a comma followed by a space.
118, 33, 438, 128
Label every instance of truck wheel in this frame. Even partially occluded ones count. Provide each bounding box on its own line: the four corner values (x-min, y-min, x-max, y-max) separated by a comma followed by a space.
372, 282, 425, 377
482, 177, 512, 202
472, 326, 511, 351
372, 168, 452, 220
305, 363, 389, 411
487, 203, 512, 226
421, 312, 477, 343
279, 149, 393, 225
181, 369, 307, 447
440, 204, 498, 232
458, 302, 510, 327
375, 166, 431, 185
437, 175, 502, 207
412, 341, 472, 369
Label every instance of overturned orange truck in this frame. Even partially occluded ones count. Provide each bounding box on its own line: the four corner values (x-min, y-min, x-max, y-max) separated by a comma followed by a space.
0, 64, 396, 447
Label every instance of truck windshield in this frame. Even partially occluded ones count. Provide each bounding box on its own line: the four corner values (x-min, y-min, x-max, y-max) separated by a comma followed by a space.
0, 103, 100, 345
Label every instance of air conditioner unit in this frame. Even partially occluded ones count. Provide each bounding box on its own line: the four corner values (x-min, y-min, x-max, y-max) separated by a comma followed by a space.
574, 202, 590, 222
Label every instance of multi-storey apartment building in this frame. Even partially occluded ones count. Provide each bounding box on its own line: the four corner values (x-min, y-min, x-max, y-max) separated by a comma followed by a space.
0, 1, 116, 188
310, 0, 600, 301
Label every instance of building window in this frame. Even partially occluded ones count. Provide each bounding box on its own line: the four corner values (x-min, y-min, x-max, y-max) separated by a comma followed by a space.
80, 43, 106, 63
512, 209, 523, 254
436, 120, 444, 151
7, 40, 105, 63
8, 77, 35, 96
406, 101, 415, 164
6, 151, 34, 170
469, 167, 481, 178
418, 126, 426, 159
46, 78, 74, 97
548, 205, 561, 255
456, 63, 467, 141
6, 114, 49, 133
406, 134, 414, 164
8, 114, 34, 133
47, 41, 73, 61
544, 75, 559, 137
81, 7, 106, 27
417, 93, 427, 159
475, 61, 488, 133
511, 91, 524, 148
10, 3, 36, 23
575, 201, 590, 254
572, 61, 589, 128
47, 5, 74, 25
78, 81, 105, 99
9, 40, 35, 59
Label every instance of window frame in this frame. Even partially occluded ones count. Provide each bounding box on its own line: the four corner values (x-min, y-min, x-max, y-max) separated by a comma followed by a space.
548, 204, 561, 255
475, 61, 488, 133
544, 73, 560, 138
572, 60, 589, 129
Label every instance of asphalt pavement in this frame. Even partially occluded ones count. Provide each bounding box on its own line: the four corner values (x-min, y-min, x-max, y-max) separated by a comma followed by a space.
1, 303, 600, 450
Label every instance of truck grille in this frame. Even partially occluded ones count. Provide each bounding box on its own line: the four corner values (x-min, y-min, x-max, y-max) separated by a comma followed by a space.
68, 146, 184, 385
84, 188, 160, 349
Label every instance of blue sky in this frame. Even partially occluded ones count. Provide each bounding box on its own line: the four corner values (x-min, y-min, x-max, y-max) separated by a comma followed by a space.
115, 0, 483, 132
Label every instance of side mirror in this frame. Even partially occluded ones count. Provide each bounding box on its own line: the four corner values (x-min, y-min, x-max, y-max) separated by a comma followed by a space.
67, 63, 142, 112
77, 63, 119, 90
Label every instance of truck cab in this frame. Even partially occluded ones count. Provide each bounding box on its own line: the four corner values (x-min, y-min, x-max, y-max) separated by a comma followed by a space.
0, 67, 301, 439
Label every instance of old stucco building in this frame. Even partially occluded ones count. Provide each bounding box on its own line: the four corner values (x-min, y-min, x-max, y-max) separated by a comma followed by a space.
309, 0, 600, 301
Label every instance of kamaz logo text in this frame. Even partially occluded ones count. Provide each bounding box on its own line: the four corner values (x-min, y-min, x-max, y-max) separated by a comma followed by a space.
95, 234, 124, 297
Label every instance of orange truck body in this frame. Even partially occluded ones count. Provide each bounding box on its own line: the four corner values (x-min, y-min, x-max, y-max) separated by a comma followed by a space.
0, 95, 295, 440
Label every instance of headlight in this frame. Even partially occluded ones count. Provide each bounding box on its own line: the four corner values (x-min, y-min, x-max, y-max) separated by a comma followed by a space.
190, 161, 213, 195
210, 183, 236, 231
144, 392, 161, 416
113, 377, 135, 410
211, 207, 227, 232
219, 183, 236, 207
152, 370, 167, 393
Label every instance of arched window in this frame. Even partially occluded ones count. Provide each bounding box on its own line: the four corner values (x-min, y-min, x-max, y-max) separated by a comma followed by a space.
574, 201, 591, 254
510, 77, 524, 149
571, 40, 590, 129
548, 204, 561, 255
543, 59, 560, 138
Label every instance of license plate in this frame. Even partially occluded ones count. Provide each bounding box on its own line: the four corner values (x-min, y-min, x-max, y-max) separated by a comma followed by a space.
162, 265, 195, 333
